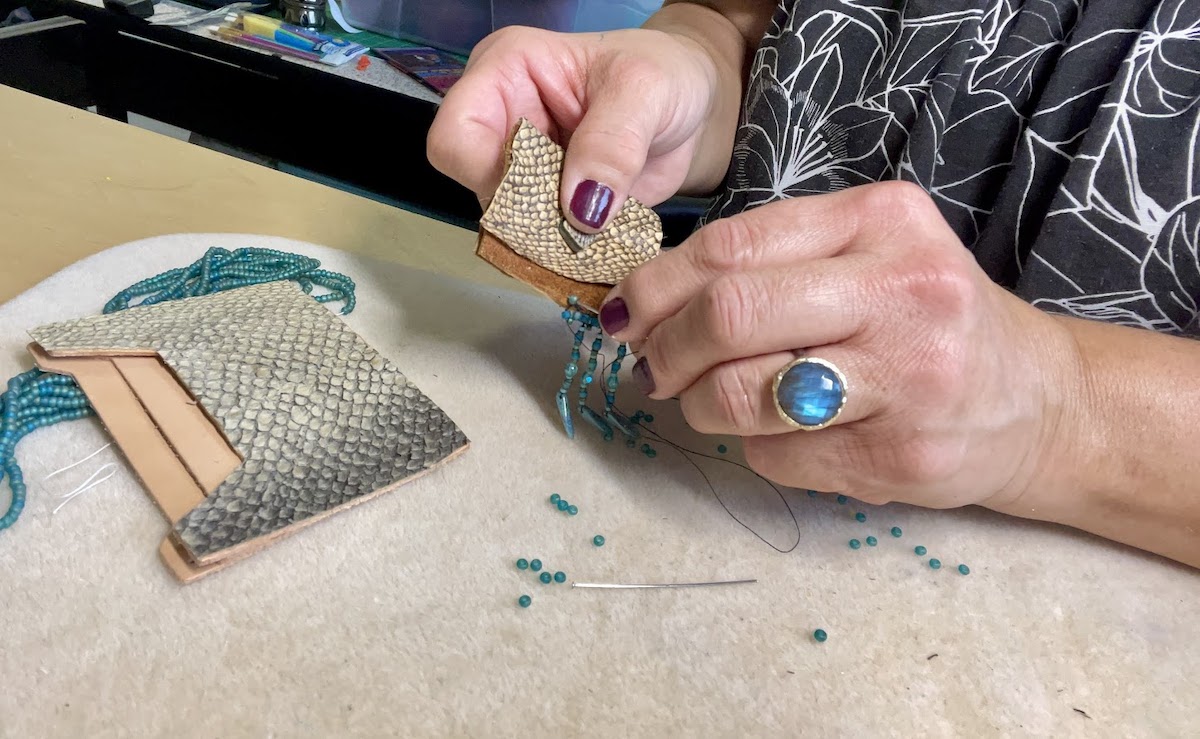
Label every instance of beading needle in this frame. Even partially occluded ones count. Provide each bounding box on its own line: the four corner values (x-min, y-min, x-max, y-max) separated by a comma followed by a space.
571, 579, 756, 589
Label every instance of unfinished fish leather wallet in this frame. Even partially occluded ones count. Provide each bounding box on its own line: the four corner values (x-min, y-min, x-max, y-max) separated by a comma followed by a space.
476, 119, 664, 312
26, 281, 469, 582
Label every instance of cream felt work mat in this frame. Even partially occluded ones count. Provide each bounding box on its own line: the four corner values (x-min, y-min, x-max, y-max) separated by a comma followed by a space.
0, 234, 1196, 737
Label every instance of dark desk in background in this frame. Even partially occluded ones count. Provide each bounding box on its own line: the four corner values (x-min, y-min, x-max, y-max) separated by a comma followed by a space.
0, 0, 703, 243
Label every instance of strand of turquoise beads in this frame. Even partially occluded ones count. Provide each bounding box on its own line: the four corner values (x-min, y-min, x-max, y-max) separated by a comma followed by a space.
0, 246, 356, 533
556, 296, 643, 446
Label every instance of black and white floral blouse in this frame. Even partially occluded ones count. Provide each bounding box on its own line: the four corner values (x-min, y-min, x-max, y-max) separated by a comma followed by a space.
702, 0, 1200, 335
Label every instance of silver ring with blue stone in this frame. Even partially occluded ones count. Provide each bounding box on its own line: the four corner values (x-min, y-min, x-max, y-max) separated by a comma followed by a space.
772, 356, 848, 431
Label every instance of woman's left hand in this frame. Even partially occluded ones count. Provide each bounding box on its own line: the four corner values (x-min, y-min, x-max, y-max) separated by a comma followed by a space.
597, 182, 1084, 510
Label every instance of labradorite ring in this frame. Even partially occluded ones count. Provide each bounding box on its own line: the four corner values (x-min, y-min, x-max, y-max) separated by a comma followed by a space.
772, 356, 848, 431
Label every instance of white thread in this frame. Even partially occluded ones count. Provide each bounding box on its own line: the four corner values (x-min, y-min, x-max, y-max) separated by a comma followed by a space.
53, 463, 117, 515
44, 443, 112, 481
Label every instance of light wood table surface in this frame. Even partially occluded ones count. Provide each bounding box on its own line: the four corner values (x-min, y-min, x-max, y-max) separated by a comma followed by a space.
0, 84, 503, 304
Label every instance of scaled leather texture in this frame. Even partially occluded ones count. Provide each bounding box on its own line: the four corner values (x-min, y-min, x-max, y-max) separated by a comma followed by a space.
30, 281, 469, 562
479, 119, 663, 287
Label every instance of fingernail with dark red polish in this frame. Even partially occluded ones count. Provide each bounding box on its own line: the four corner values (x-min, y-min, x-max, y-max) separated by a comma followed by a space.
632, 357, 655, 396
599, 298, 629, 335
570, 180, 614, 229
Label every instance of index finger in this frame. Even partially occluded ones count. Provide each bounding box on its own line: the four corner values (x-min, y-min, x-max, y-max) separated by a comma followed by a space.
598, 182, 931, 341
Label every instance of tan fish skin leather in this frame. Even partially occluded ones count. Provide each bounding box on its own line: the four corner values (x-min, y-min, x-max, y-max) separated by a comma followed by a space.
477, 119, 663, 311
30, 281, 469, 564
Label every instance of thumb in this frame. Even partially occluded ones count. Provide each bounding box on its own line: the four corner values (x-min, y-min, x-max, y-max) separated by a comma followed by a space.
560, 75, 661, 234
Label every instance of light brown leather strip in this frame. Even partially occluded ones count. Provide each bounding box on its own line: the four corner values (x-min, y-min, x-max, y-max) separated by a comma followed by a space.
111, 356, 241, 495
29, 344, 206, 525
476, 230, 610, 312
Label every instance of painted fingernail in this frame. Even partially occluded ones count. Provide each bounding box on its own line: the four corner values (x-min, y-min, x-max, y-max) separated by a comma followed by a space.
632, 357, 655, 396
570, 180, 614, 230
599, 298, 629, 334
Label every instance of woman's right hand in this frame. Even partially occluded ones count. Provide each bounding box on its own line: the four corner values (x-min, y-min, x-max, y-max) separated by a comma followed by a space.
426, 20, 742, 233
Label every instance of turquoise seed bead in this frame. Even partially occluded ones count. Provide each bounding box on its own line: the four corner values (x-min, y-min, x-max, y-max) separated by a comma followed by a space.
556, 500, 569, 511
775, 359, 845, 426
516, 558, 529, 570
567, 295, 578, 305
958, 564, 970, 575
518, 595, 532, 608
530, 559, 542, 572
644, 414, 654, 422
929, 558, 942, 570
866, 536, 878, 546
813, 629, 827, 643
567, 505, 578, 515
593, 535, 605, 547
549, 494, 560, 504
807, 490, 817, 498
553, 571, 566, 583
855, 512, 866, 522
891, 527, 902, 538
539, 572, 552, 584
849, 539, 861, 550
914, 546, 927, 556
836, 495, 848, 505
717, 444, 728, 454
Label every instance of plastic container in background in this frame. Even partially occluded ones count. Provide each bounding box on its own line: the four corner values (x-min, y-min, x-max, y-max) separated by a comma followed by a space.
339, 0, 664, 56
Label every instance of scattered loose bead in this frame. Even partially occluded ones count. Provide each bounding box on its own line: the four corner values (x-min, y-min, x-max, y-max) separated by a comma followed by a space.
854, 512, 866, 522
539, 572, 552, 584
866, 536, 878, 546
516, 558, 529, 570
518, 595, 531, 608
567, 505, 579, 516
836, 495, 848, 505
593, 535, 605, 547
549, 493, 560, 504
807, 490, 817, 498
813, 629, 828, 643
717, 444, 728, 454
643, 414, 654, 423
849, 539, 861, 550
958, 564, 970, 575
556, 499, 569, 512
914, 546, 927, 556
929, 558, 942, 570
890, 527, 902, 538
530, 559, 542, 572
553, 571, 566, 583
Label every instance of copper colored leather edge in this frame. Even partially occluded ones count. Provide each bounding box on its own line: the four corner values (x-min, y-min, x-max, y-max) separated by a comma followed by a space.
476, 229, 610, 313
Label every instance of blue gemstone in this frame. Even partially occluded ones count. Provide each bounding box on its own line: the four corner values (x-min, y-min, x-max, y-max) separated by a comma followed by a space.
776, 360, 844, 427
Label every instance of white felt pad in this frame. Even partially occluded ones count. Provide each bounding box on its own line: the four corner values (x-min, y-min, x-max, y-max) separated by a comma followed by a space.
1, 235, 1196, 736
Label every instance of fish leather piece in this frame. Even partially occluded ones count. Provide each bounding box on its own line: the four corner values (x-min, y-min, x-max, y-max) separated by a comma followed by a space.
479, 118, 663, 286
30, 281, 469, 562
